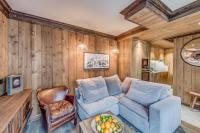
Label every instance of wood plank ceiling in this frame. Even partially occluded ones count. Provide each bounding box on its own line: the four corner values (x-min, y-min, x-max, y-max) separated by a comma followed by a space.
119, 0, 200, 48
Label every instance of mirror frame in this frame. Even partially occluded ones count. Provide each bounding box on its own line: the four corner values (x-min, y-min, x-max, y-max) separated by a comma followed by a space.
181, 37, 200, 67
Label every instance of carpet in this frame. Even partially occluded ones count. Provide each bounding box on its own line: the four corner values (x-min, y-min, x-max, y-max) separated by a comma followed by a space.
24, 116, 186, 133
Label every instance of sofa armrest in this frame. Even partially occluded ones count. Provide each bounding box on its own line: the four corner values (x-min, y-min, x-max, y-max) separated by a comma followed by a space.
149, 96, 181, 133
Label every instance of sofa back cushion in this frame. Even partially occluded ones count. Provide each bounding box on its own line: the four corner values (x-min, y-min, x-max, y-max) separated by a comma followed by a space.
126, 80, 170, 107
76, 76, 109, 104
121, 77, 138, 94
104, 75, 122, 96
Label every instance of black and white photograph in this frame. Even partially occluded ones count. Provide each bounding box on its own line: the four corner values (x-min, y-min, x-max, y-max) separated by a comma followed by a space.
84, 53, 109, 69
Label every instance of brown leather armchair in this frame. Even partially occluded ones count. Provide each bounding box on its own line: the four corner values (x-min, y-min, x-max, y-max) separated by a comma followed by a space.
36, 86, 77, 133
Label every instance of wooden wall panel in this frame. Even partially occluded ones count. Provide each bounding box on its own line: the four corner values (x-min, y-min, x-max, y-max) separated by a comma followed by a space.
164, 48, 173, 85
118, 38, 150, 80
174, 33, 200, 105
31, 24, 42, 116
0, 11, 8, 78
8, 19, 118, 117
150, 46, 164, 60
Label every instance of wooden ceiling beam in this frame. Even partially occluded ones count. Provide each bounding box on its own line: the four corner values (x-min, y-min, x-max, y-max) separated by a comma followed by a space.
169, 0, 200, 21
117, 26, 147, 41
120, 0, 172, 26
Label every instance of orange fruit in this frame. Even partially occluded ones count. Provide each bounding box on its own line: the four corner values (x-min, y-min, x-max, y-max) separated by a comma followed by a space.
104, 128, 110, 133
95, 116, 100, 122
105, 122, 111, 128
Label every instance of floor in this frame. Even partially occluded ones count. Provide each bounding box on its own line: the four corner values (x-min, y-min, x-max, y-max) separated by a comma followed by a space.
24, 117, 185, 133
24, 105, 200, 133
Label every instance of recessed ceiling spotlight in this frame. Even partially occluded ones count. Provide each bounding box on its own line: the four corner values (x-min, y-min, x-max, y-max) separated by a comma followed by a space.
198, 22, 200, 25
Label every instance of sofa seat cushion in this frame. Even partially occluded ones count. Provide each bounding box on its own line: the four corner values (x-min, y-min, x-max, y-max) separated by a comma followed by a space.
49, 100, 74, 120
119, 97, 149, 120
77, 96, 119, 115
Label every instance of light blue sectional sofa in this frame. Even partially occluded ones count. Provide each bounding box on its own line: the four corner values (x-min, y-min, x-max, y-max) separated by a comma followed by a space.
76, 75, 181, 133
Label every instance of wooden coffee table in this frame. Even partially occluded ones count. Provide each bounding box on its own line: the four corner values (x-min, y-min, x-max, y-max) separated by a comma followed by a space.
79, 112, 135, 133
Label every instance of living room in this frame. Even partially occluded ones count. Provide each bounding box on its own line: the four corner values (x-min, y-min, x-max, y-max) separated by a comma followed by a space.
0, 0, 200, 133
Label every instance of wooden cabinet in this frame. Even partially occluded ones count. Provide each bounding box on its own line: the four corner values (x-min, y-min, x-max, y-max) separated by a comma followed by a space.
150, 72, 169, 84
0, 89, 32, 133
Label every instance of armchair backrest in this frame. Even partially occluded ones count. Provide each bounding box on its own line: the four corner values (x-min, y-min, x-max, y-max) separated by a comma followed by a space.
37, 86, 68, 106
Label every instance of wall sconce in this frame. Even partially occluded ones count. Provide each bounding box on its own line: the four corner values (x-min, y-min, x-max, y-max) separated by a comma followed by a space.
112, 48, 119, 54
78, 43, 88, 51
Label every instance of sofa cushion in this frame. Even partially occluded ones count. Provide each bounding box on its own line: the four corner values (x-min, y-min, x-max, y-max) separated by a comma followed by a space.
126, 80, 170, 107
121, 77, 138, 94
114, 93, 125, 100
104, 75, 122, 96
77, 76, 109, 104
49, 100, 74, 121
77, 96, 119, 115
119, 97, 149, 120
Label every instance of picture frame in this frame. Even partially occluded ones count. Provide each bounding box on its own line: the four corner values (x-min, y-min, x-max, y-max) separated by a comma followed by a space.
84, 52, 110, 69
181, 37, 200, 67
7, 75, 23, 96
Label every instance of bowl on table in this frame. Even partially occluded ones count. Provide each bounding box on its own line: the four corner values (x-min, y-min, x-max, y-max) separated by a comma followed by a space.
91, 114, 124, 133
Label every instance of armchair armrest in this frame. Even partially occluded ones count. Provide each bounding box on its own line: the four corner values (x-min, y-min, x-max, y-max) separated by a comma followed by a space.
149, 96, 181, 133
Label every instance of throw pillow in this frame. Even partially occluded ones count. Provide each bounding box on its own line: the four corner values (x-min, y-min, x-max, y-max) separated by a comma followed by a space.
104, 75, 122, 96
121, 77, 138, 94
126, 80, 164, 107
76, 76, 109, 104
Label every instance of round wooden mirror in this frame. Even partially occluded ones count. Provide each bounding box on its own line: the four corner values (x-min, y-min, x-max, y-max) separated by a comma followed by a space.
181, 38, 200, 67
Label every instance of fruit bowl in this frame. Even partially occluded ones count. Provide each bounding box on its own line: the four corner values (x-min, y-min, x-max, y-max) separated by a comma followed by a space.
91, 114, 124, 133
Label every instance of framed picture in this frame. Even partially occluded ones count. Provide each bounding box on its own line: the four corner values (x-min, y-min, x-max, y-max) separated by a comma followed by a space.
84, 52, 110, 69
181, 37, 200, 67
7, 75, 23, 96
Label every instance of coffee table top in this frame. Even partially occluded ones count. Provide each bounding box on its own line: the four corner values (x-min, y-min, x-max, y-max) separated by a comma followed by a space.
79, 112, 135, 133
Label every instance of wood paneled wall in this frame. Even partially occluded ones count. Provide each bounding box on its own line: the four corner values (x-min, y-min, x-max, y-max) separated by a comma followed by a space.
150, 46, 164, 60
173, 33, 200, 105
118, 39, 150, 80
0, 11, 8, 78
164, 48, 173, 85
8, 19, 118, 117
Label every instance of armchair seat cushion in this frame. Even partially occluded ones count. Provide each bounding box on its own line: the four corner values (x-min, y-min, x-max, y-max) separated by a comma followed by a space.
49, 100, 74, 120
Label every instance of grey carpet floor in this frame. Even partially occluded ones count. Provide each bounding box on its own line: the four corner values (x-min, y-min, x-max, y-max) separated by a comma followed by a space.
24, 116, 185, 133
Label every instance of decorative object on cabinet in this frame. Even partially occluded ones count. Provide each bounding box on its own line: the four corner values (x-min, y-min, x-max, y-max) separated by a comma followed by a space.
84, 52, 110, 69
0, 78, 6, 96
142, 58, 149, 69
181, 37, 200, 67
6, 75, 23, 96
